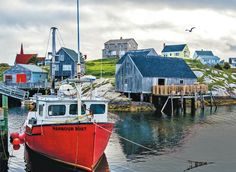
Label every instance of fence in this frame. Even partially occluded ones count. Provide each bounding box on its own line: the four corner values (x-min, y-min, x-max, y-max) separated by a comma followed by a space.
152, 84, 208, 96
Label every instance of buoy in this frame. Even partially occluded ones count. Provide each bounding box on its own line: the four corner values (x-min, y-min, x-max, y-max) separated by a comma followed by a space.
13, 145, 20, 150
10, 132, 19, 139
13, 138, 21, 146
19, 133, 26, 141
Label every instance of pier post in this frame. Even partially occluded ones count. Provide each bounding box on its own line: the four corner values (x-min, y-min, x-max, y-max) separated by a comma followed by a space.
140, 93, 144, 102
191, 98, 196, 115
0, 95, 9, 164
183, 98, 186, 115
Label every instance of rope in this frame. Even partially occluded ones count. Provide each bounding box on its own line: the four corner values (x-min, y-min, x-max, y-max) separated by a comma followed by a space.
58, 29, 66, 47
44, 29, 52, 58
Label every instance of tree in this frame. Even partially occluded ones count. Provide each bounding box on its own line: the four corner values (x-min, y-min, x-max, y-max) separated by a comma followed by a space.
214, 63, 222, 70
28, 55, 38, 65
223, 62, 231, 70
0, 63, 10, 67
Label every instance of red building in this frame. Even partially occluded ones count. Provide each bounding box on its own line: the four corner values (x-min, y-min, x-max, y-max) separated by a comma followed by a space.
15, 44, 37, 64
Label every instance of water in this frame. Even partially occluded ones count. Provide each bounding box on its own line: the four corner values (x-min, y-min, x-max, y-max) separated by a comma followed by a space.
2, 106, 236, 172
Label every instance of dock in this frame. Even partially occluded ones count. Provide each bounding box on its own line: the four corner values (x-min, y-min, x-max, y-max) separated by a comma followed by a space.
0, 95, 9, 168
151, 84, 215, 116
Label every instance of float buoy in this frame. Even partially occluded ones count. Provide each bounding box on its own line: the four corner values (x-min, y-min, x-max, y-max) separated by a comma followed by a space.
13, 145, 20, 150
19, 133, 26, 141
13, 138, 20, 146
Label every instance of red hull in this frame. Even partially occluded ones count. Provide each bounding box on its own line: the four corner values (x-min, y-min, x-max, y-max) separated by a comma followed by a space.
25, 123, 113, 171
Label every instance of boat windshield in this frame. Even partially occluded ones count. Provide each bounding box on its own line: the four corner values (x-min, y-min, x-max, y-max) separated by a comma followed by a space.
69, 104, 86, 115
48, 105, 66, 116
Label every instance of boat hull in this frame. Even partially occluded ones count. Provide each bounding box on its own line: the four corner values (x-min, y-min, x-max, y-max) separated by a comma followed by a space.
25, 123, 113, 171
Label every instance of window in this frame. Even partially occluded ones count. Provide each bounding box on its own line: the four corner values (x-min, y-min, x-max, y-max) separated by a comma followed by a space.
63, 65, 72, 71
54, 64, 59, 71
60, 55, 64, 61
90, 104, 105, 114
48, 105, 66, 116
39, 105, 44, 116
69, 104, 86, 115
175, 53, 180, 56
180, 80, 184, 84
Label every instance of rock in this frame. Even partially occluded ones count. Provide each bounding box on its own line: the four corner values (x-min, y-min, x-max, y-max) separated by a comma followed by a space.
193, 71, 204, 78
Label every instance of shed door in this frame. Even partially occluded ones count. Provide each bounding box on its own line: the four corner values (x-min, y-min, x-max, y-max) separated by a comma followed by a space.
16, 74, 27, 83
158, 79, 165, 85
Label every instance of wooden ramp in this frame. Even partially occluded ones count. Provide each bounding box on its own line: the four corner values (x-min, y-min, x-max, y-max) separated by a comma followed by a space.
0, 82, 29, 100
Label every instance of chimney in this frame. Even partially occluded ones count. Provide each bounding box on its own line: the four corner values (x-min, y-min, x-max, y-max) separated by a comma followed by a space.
163, 43, 166, 48
120, 37, 123, 40
20, 43, 24, 54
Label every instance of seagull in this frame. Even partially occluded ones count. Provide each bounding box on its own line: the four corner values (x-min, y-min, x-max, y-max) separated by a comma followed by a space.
185, 27, 196, 32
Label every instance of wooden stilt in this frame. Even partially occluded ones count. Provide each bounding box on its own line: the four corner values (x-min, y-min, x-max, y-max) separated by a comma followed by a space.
171, 95, 174, 117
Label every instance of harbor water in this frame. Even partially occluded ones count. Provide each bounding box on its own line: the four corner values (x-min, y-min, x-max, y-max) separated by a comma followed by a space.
2, 105, 236, 172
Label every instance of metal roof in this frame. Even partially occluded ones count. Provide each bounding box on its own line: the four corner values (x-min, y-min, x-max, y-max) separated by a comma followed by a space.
195, 50, 214, 56
105, 38, 138, 45
117, 48, 157, 64
130, 55, 197, 78
18, 64, 47, 73
162, 44, 187, 53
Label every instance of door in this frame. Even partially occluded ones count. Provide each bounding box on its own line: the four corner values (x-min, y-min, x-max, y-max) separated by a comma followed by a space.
158, 79, 165, 85
16, 74, 27, 83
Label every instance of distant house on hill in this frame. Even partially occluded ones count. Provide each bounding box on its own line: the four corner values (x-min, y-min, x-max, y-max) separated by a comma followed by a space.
161, 44, 190, 58
115, 53, 197, 95
116, 48, 158, 73
102, 37, 138, 58
52, 47, 85, 80
3, 64, 48, 88
193, 50, 220, 66
15, 44, 37, 64
229, 57, 236, 68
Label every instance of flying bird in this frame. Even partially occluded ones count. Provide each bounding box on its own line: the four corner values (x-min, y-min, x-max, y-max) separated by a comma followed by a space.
185, 27, 196, 32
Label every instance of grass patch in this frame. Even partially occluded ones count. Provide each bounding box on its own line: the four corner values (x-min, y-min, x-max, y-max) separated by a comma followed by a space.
85, 57, 118, 78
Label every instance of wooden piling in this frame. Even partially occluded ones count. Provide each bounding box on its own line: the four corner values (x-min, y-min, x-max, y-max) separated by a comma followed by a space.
0, 95, 9, 162
191, 98, 196, 115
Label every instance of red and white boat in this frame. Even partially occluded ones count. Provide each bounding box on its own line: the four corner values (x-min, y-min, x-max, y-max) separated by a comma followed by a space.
24, 84, 114, 171
24, 1, 113, 171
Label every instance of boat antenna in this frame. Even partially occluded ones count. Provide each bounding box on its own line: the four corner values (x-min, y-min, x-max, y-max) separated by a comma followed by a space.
50, 26, 58, 95
76, 0, 82, 117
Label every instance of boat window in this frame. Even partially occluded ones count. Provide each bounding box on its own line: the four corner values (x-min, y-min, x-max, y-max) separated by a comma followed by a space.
39, 105, 44, 116
90, 104, 105, 114
69, 104, 86, 115
48, 105, 66, 116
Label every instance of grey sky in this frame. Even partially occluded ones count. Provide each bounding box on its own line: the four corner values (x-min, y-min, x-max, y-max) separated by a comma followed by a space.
0, 0, 236, 64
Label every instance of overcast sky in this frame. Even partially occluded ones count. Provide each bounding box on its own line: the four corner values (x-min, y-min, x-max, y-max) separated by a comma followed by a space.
1, 0, 236, 64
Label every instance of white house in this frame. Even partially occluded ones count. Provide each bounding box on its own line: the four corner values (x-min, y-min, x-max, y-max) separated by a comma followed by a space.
229, 57, 236, 68
193, 50, 220, 66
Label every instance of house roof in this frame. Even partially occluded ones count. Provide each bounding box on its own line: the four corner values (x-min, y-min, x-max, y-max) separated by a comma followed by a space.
18, 64, 47, 73
60, 47, 84, 63
15, 54, 37, 64
37, 57, 46, 62
105, 38, 138, 45
195, 50, 214, 56
117, 48, 157, 64
162, 44, 187, 53
130, 55, 197, 78
199, 56, 220, 60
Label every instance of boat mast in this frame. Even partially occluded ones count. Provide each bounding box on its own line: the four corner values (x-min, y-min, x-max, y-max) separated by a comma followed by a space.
51, 27, 57, 95
77, 0, 82, 117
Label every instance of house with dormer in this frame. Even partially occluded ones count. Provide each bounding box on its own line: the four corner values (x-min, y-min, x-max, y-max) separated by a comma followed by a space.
161, 44, 190, 58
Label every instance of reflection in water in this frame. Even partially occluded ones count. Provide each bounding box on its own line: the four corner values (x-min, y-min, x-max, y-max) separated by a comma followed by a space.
24, 145, 110, 172
115, 111, 207, 160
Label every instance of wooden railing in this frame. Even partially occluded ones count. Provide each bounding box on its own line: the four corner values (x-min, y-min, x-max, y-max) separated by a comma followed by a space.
152, 84, 208, 96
